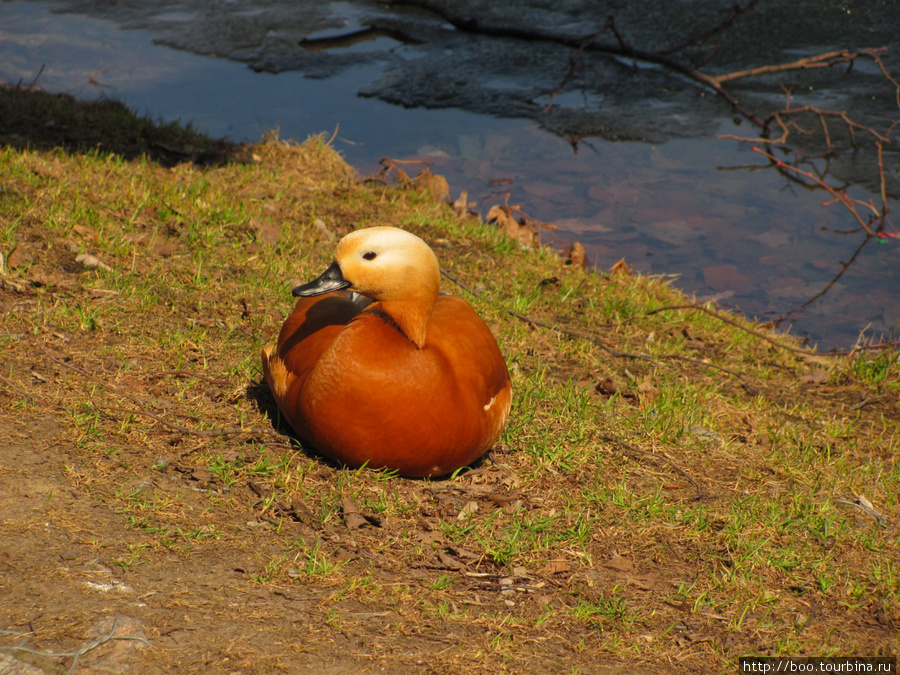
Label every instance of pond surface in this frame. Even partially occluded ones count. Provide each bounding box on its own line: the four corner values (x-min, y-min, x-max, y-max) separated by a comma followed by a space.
2, 0, 898, 350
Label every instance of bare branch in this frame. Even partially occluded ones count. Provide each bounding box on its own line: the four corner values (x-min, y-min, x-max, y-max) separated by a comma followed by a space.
375, 0, 767, 127
644, 303, 822, 356
661, 0, 762, 63
601, 434, 705, 500
507, 309, 754, 388
752, 146, 878, 236
712, 48, 886, 84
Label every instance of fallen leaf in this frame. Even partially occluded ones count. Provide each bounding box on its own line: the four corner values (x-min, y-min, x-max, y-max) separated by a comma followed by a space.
89, 289, 119, 299
448, 545, 480, 560
502, 499, 524, 515
6, 245, 33, 270
452, 191, 469, 218
415, 169, 449, 203
554, 217, 612, 235
610, 258, 633, 275
29, 271, 64, 287
543, 559, 571, 575
595, 378, 618, 396
751, 229, 793, 248
649, 219, 697, 246
563, 241, 589, 269
122, 232, 149, 245
334, 547, 359, 563
637, 376, 659, 404
457, 500, 479, 520
153, 242, 179, 257
342, 497, 368, 530
522, 181, 573, 199
603, 557, 634, 574
286, 501, 317, 526
438, 551, 464, 569
344, 513, 369, 530
72, 223, 99, 240
799, 369, 830, 385
487, 205, 538, 247
416, 530, 443, 546
249, 218, 280, 246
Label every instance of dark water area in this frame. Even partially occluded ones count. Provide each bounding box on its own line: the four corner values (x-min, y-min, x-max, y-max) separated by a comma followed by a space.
1, 0, 899, 350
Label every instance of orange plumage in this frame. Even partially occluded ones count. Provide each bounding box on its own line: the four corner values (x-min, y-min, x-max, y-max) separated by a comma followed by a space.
261, 226, 511, 478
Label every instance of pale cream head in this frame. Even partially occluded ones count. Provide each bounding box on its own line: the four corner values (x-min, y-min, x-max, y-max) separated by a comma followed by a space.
335, 227, 441, 303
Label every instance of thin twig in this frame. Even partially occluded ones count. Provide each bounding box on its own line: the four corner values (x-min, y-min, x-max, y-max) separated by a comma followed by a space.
542, 22, 612, 109
0, 372, 60, 408
508, 309, 754, 388
99, 404, 270, 438
798, 237, 872, 311
712, 48, 885, 84
375, 0, 766, 127
834, 494, 900, 530
152, 370, 232, 386
660, 0, 761, 62
763, 106, 892, 146
645, 303, 823, 356
752, 146, 882, 236
440, 269, 481, 297
601, 434, 705, 500
654, 303, 898, 356
508, 310, 647, 358
0, 615, 151, 675
37, 349, 275, 438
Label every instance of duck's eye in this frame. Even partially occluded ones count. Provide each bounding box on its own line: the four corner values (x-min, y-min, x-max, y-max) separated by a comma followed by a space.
362, 251, 377, 261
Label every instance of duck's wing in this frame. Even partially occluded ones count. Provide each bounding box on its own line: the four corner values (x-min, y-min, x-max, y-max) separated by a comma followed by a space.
262, 291, 364, 414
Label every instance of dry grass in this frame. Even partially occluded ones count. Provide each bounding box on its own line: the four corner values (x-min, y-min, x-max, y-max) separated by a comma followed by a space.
0, 87, 898, 674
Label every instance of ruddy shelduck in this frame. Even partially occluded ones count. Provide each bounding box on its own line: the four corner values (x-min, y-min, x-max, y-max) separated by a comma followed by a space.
261, 226, 512, 477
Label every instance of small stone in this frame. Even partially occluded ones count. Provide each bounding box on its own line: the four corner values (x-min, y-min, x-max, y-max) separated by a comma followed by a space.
60, 547, 81, 561
76, 253, 112, 271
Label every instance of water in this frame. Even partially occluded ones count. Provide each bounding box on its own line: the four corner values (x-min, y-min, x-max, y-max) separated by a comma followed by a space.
1, 0, 898, 349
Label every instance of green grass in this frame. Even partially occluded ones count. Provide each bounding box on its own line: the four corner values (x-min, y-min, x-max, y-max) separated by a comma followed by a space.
0, 107, 897, 673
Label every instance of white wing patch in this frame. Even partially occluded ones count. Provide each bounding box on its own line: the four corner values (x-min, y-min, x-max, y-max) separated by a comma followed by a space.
262, 345, 293, 400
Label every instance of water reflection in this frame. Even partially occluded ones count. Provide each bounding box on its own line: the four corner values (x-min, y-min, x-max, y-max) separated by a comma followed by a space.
1, 0, 897, 349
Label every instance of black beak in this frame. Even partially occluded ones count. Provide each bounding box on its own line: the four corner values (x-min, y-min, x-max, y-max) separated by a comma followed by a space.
292, 261, 351, 297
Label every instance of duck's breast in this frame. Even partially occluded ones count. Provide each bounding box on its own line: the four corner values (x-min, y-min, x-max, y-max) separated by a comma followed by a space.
299, 296, 510, 476
262, 292, 363, 439
428, 295, 510, 409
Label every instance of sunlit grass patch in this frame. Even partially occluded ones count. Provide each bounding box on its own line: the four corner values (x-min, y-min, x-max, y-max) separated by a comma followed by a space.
1, 120, 898, 674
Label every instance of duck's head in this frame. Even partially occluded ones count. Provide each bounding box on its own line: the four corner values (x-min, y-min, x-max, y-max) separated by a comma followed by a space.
293, 226, 440, 301
293, 227, 441, 346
